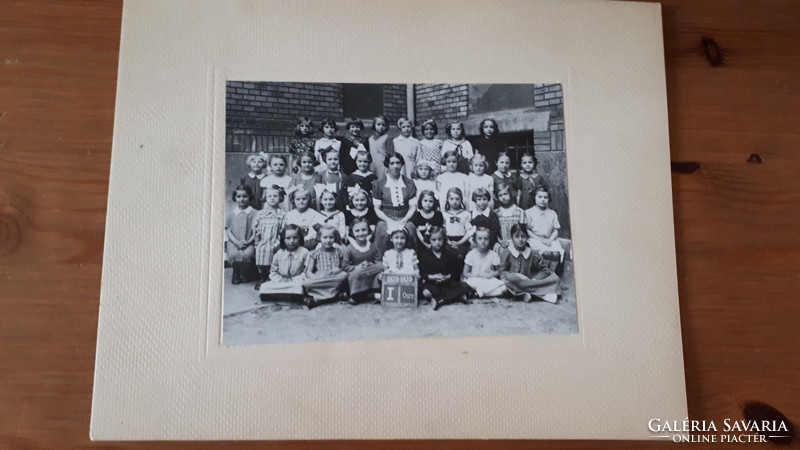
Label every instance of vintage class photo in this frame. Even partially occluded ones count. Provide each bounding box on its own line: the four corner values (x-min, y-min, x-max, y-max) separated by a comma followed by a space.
223, 83, 577, 345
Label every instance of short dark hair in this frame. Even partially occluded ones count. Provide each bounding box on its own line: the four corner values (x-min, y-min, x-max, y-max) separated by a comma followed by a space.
509, 223, 528, 237
279, 224, 305, 249
428, 225, 445, 240
520, 151, 539, 169
231, 184, 251, 201
345, 117, 364, 129
319, 118, 339, 132
471, 187, 492, 202
384, 152, 406, 168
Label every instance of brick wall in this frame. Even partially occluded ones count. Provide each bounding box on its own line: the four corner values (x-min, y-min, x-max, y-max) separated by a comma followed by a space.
382, 84, 407, 122
226, 82, 412, 152
226, 81, 343, 153
414, 84, 469, 135
532, 83, 565, 152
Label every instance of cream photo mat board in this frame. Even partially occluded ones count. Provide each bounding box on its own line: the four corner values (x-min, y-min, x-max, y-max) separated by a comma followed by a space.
92, 0, 687, 441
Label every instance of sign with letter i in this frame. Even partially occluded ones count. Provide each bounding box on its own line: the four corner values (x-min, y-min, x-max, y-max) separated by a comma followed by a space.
380, 274, 418, 307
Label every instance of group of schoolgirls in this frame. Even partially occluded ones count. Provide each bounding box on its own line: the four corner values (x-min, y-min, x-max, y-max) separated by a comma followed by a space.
226, 115, 565, 309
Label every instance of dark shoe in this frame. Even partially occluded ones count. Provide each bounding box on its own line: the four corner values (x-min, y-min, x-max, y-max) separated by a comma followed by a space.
232, 276, 240, 285
431, 298, 440, 311
254, 282, 261, 290
305, 296, 317, 310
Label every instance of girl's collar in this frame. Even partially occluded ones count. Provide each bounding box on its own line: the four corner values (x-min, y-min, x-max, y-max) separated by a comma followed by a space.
354, 169, 373, 176
508, 245, 531, 258
349, 208, 368, 217
248, 171, 265, 179
350, 240, 371, 252
419, 209, 435, 218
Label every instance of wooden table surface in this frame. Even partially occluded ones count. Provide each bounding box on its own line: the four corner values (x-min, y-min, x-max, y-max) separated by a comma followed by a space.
1, 0, 798, 448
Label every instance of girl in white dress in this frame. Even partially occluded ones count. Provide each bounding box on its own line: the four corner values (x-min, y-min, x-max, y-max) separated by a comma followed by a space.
462, 227, 507, 298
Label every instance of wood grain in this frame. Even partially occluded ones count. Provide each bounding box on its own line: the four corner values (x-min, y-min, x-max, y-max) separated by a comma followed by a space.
1, 0, 798, 448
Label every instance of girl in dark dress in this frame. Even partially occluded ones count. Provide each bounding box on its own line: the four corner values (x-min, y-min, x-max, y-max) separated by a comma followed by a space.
471, 118, 507, 175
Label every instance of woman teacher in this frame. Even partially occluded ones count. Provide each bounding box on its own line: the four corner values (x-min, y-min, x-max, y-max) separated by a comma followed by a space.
372, 153, 418, 253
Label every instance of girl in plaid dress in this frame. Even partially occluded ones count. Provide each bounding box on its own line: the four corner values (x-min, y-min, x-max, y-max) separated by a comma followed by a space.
303, 224, 348, 308
253, 185, 285, 289
499, 223, 559, 303
493, 182, 525, 252
418, 119, 443, 175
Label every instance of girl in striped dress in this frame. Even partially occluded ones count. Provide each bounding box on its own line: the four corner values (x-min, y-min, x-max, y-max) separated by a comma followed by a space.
253, 185, 285, 289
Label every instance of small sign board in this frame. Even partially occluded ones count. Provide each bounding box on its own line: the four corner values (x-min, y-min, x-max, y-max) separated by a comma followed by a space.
380, 274, 418, 307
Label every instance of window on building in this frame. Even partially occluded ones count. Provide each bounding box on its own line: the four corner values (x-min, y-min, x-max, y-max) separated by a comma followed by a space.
499, 131, 534, 170
468, 84, 536, 114
343, 84, 384, 118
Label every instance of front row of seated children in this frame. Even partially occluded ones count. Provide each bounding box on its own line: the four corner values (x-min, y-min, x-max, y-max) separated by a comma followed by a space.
236, 223, 559, 311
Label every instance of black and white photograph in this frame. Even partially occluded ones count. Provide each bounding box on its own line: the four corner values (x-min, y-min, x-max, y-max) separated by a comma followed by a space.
223, 82, 577, 345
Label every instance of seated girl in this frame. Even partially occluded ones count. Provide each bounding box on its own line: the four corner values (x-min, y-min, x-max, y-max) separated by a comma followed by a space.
498, 223, 559, 304
259, 225, 309, 304
381, 228, 419, 277
462, 227, 507, 298
302, 224, 348, 309
342, 217, 383, 304
523, 186, 564, 270
419, 226, 470, 310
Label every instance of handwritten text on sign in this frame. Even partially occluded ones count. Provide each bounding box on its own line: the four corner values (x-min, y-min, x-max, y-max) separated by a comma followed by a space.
381, 275, 418, 307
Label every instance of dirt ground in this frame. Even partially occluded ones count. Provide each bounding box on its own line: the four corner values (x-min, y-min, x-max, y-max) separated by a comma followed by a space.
223, 262, 578, 346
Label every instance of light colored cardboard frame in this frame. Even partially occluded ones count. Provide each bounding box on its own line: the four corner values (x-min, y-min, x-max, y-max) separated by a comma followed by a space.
92, 0, 686, 440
